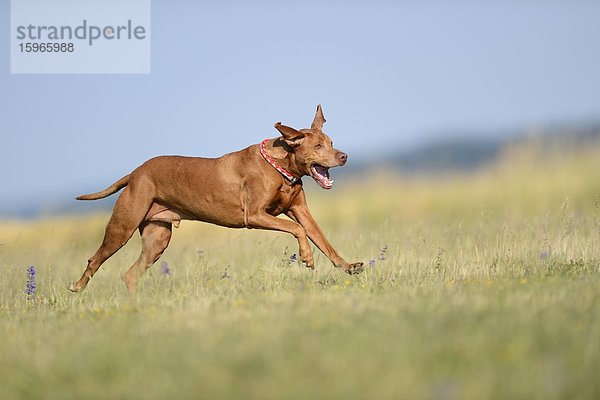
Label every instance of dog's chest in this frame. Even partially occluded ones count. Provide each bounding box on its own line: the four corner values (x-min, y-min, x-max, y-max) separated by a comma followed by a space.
268, 183, 303, 215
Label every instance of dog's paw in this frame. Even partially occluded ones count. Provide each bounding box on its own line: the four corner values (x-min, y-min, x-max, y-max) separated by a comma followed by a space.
344, 262, 364, 275
66, 281, 82, 293
301, 255, 315, 270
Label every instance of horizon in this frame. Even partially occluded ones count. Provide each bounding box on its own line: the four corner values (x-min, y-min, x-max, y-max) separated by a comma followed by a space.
3, 123, 599, 219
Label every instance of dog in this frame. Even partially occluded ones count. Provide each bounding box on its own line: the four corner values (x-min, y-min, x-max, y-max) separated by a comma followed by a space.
68, 105, 364, 293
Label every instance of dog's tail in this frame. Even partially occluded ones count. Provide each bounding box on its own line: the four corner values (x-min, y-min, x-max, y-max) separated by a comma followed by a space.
76, 174, 130, 200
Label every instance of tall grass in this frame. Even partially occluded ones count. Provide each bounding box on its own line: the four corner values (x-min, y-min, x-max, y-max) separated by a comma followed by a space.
1, 141, 599, 399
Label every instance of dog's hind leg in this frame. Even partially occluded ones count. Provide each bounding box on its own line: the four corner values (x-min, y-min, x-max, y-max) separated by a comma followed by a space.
68, 180, 154, 292
122, 221, 172, 294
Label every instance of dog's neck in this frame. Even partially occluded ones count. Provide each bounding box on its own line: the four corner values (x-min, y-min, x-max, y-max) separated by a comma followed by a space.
263, 138, 304, 182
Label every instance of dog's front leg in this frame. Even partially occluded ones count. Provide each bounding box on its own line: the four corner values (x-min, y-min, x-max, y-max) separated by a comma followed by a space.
288, 192, 364, 275
246, 212, 315, 269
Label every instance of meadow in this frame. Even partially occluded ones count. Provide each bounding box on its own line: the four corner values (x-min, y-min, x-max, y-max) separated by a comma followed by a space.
1, 141, 599, 399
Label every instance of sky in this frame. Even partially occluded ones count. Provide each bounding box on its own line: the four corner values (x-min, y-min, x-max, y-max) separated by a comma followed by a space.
1, 0, 600, 213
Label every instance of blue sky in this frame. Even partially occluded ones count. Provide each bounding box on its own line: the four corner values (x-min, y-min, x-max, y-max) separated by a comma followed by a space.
2, 1, 600, 211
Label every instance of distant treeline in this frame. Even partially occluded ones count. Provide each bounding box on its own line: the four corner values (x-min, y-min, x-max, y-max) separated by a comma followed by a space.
348, 121, 600, 174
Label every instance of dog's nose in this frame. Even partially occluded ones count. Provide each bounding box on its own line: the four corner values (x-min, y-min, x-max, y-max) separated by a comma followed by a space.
337, 152, 348, 164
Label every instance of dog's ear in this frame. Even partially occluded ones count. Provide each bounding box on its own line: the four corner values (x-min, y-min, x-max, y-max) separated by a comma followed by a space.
310, 104, 326, 131
274, 122, 305, 148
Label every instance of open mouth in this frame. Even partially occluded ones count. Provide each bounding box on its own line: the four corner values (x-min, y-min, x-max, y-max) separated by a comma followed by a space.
310, 164, 334, 190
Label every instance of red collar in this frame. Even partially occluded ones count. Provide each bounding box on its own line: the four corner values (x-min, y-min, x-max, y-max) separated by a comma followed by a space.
259, 139, 300, 183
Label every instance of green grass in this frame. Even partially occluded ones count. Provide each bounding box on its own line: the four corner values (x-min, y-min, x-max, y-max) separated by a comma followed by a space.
1, 142, 600, 399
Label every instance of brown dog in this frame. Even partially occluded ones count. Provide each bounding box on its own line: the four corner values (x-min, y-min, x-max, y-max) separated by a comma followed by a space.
68, 105, 364, 293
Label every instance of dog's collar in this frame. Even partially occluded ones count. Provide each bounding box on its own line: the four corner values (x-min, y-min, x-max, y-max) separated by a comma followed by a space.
259, 139, 300, 184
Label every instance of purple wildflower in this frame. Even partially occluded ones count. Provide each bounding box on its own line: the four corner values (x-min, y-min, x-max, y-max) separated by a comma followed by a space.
368, 258, 376, 268
25, 265, 36, 300
281, 246, 296, 267
160, 261, 171, 276
540, 249, 551, 261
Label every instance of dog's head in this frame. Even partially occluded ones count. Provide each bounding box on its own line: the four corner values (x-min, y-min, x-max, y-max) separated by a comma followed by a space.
274, 105, 348, 190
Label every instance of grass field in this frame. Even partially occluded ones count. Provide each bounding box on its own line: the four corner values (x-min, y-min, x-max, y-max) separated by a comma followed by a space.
1, 142, 600, 399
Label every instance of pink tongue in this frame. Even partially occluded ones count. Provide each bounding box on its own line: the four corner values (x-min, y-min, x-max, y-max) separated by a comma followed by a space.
314, 175, 331, 189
